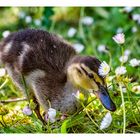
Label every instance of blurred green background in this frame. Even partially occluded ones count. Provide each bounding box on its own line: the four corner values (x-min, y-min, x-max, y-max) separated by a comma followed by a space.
0, 7, 140, 67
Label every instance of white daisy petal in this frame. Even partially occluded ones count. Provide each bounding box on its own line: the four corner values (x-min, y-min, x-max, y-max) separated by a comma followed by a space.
100, 112, 112, 130
115, 66, 127, 75
98, 61, 110, 77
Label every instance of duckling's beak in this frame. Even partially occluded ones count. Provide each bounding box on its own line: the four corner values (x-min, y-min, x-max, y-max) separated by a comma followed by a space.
95, 85, 116, 112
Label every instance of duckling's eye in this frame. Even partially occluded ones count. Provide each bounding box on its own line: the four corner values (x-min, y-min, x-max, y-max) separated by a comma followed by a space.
88, 73, 94, 79
76, 68, 82, 75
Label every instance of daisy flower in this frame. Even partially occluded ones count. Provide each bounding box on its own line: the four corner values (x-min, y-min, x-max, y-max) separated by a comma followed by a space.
2, 30, 10, 38
123, 7, 134, 13
25, 16, 32, 23
132, 14, 140, 21
131, 27, 137, 33
98, 61, 110, 77
97, 45, 107, 53
100, 112, 112, 130
22, 106, 32, 116
73, 43, 84, 53
112, 33, 125, 44
34, 19, 41, 26
119, 55, 128, 63
67, 27, 77, 37
129, 58, 140, 67
80, 16, 94, 26
132, 85, 140, 93
115, 66, 127, 75
124, 49, 131, 56
44, 108, 56, 123
0, 68, 6, 77
116, 27, 123, 34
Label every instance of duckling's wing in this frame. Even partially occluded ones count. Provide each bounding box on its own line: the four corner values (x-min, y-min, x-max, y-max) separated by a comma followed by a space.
0, 29, 76, 82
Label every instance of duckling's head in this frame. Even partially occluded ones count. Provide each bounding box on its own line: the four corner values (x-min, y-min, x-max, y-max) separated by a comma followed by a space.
67, 56, 116, 111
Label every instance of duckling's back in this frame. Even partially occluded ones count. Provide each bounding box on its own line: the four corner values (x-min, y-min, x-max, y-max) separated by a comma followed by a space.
0, 29, 76, 75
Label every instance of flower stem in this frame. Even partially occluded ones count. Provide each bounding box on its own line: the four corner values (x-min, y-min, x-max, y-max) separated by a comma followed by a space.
119, 83, 126, 133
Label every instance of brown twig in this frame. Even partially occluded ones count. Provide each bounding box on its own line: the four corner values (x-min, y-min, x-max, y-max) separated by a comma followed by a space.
0, 97, 27, 103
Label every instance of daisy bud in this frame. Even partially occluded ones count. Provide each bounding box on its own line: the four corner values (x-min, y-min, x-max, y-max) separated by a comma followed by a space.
22, 106, 32, 116
100, 112, 112, 130
112, 33, 125, 44
115, 66, 127, 75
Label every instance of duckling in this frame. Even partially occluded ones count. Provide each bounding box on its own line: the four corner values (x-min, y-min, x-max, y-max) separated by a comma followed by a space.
0, 29, 116, 122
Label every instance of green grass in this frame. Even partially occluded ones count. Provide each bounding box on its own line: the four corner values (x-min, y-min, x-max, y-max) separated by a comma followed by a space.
0, 7, 140, 133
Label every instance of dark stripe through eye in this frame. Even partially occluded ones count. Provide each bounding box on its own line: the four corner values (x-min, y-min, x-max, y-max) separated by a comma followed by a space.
80, 66, 89, 75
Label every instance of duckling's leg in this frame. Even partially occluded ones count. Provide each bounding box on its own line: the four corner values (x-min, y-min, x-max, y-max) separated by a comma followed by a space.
32, 96, 46, 125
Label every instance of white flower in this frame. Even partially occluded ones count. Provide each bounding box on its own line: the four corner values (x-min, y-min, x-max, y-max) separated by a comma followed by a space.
44, 108, 56, 123
132, 14, 140, 21
132, 85, 140, 93
97, 45, 107, 53
123, 7, 134, 13
122, 87, 127, 93
112, 33, 125, 44
129, 58, 140, 67
116, 27, 123, 34
100, 112, 112, 130
73, 43, 84, 53
67, 27, 77, 37
119, 55, 128, 63
72, 90, 80, 99
22, 106, 32, 116
115, 66, 127, 75
0, 68, 6, 77
18, 11, 26, 19
2, 30, 10, 38
81, 16, 94, 26
124, 49, 131, 56
34, 19, 41, 26
25, 16, 32, 23
131, 27, 137, 33
98, 61, 110, 77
